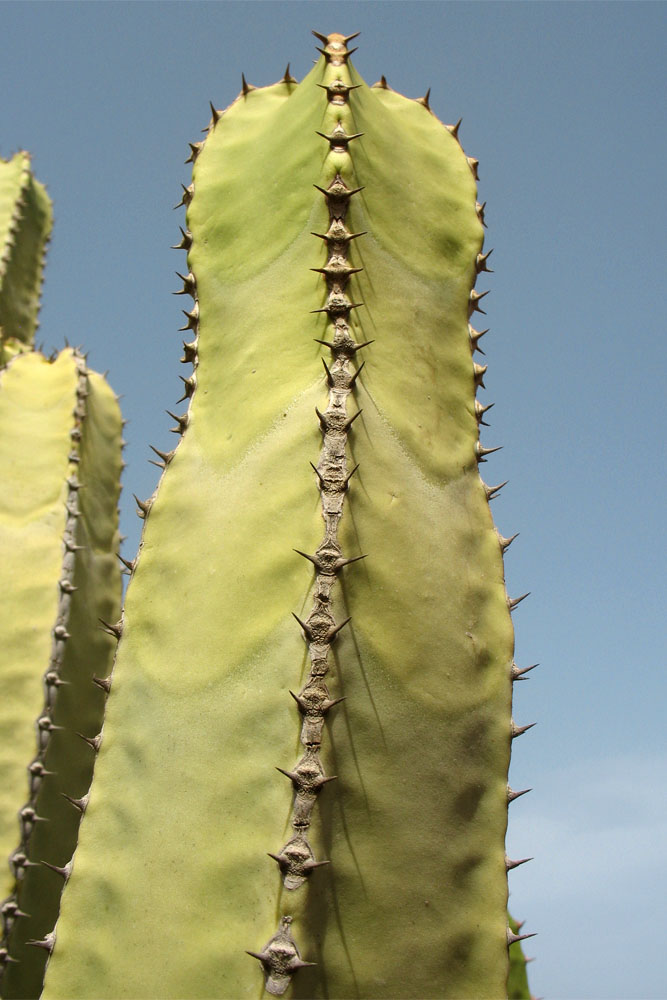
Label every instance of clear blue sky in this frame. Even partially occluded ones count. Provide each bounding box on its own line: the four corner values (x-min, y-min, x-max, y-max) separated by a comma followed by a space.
3, 2, 665, 997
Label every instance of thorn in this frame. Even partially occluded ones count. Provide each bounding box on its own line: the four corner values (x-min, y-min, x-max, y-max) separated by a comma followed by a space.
208, 102, 221, 128
181, 340, 197, 364
416, 88, 431, 111
292, 613, 313, 642
283, 63, 297, 85
511, 720, 536, 739
150, 444, 175, 465
166, 410, 189, 434
176, 373, 197, 402
469, 325, 489, 354
41, 859, 73, 881
184, 141, 204, 164
171, 227, 192, 251
61, 792, 89, 813
484, 480, 508, 500
293, 548, 319, 569
309, 461, 326, 489
241, 73, 255, 97
512, 661, 539, 681
475, 400, 494, 425
92, 675, 112, 693
467, 156, 480, 180
179, 303, 199, 331
315, 407, 328, 432
476, 201, 487, 227
345, 408, 363, 430
344, 463, 360, 488
337, 552, 368, 568
508, 592, 530, 610
506, 855, 533, 871
76, 731, 102, 753
446, 117, 462, 141
98, 617, 123, 640
173, 271, 196, 297
26, 932, 56, 954
498, 531, 519, 552
508, 786, 532, 802
58, 578, 77, 594
327, 616, 351, 641
475, 442, 502, 462
476, 249, 494, 273
372, 75, 389, 89
469, 289, 490, 316
133, 493, 152, 518
321, 357, 333, 386
473, 363, 488, 388
173, 183, 194, 210
507, 928, 537, 946
348, 360, 365, 389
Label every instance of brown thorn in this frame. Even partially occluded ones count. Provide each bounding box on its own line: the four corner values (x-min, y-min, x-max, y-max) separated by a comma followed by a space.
292, 613, 313, 642
344, 463, 360, 488
345, 408, 363, 430
309, 462, 326, 488
321, 357, 334, 387
327, 616, 351, 641
348, 361, 365, 388
511, 721, 537, 739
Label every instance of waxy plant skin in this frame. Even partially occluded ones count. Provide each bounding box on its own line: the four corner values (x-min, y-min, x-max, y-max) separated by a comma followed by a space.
2, 31, 535, 1000
0, 156, 123, 999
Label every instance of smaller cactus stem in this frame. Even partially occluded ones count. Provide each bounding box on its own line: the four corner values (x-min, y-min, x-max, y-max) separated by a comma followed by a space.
0, 351, 88, 973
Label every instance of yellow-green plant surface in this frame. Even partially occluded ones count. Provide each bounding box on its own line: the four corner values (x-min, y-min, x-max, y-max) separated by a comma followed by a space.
0, 154, 52, 353
45, 35, 526, 999
0, 349, 122, 998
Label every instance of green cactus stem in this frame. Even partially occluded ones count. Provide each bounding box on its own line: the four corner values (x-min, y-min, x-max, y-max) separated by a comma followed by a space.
43, 32, 533, 999
0, 348, 123, 998
0, 153, 52, 357
507, 914, 534, 1000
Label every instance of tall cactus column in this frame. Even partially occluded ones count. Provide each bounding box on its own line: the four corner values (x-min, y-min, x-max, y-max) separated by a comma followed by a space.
0, 348, 123, 999
43, 32, 532, 1000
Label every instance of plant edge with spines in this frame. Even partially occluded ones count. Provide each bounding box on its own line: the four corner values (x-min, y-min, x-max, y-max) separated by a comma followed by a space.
42, 31, 535, 1000
0, 152, 124, 998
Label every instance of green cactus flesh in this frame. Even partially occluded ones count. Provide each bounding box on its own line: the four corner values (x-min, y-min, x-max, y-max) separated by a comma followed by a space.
507, 915, 532, 1000
0, 348, 122, 998
0, 154, 52, 354
43, 34, 528, 999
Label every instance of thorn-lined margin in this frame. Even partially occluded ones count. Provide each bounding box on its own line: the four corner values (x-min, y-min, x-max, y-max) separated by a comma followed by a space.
0, 352, 97, 980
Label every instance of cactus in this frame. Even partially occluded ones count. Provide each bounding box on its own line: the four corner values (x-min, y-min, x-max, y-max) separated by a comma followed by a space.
0, 157, 124, 997
4, 31, 534, 1000
0, 152, 52, 356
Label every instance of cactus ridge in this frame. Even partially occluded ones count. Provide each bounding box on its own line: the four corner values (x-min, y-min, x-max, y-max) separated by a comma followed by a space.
250, 33, 366, 994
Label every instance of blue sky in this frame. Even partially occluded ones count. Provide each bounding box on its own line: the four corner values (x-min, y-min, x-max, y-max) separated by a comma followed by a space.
2, 2, 665, 997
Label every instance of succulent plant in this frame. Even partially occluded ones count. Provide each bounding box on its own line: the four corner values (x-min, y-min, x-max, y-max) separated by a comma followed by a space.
0, 151, 52, 358
0, 156, 123, 998
3, 29, 535, 1000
